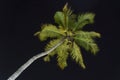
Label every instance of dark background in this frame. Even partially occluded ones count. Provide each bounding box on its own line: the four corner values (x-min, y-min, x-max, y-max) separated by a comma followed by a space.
0, 0, 120, 80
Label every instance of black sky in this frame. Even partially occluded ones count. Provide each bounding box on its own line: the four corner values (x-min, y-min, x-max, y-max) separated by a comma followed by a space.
0, 0, 120, 80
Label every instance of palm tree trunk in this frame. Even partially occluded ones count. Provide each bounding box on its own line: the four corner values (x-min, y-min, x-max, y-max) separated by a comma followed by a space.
7, 39, 65, 80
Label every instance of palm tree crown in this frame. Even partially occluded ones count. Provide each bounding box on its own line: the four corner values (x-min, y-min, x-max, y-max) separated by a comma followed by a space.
35, 3, 101, 69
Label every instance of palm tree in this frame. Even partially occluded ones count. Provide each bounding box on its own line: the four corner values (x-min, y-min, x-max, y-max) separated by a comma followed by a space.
7, 3, 101, 80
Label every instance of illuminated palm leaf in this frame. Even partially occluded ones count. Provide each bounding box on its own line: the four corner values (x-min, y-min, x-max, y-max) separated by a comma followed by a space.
34, 24, 65, 41
73, 13, 95, 31
70, 42, 86, 69
75, 31, 101, 38
44, 39, 70, 69
43, 39, 61, 62
74, 35, 99, 55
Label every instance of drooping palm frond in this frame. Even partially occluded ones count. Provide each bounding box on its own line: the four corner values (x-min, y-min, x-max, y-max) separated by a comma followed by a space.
43, 39, 60, 62
70, 42, 86, 69
73, 13, 95, 31
56, 39, 70, 69
74, 31, 100, 55
57, 48, 69, 69
34, 24, 65, 41
74, 34, 99, 55
75, 31, 101, 38
44, 39, 70, 69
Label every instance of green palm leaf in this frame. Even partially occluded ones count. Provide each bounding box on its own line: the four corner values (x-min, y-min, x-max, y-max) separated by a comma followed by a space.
56, 39, 70, 69
57, 50, 68, 69
34, 24, 65, 41
54, 11, 65, 27
74, 31, 100, 54
74, 36, 99, 55
75, 31, 101, 38
44, 39, 70, 69
73, 13, 95, 31
70, 42, 86, 69
44, 39, 61, 62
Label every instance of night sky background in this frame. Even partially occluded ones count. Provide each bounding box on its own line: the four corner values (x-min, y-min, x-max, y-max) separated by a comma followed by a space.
0, 0, 120, 80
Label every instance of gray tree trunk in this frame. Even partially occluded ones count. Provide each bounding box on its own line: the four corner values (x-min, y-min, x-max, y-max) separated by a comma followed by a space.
7, 39, 65, 80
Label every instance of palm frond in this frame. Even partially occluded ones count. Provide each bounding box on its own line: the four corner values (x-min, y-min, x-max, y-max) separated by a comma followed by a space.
56, 39, 70, 69
74, 35, 99, 55
54, 11, 65, 27
75, 31, 101, 38
88, 31, 101, 38
45, 39, 61, 52
57, 50, 68, 69
62, 3, 73, 30
43, 39, 61, 62
74, 31, 100, 55
44, 39, 70, 69
70, 42, 86, 69
54, 3, 72, 30
34, 24, 65, 41
73, 13, 95, 31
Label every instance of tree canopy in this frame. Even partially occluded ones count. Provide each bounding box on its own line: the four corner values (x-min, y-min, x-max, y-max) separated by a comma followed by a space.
35, 3, 101, 69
